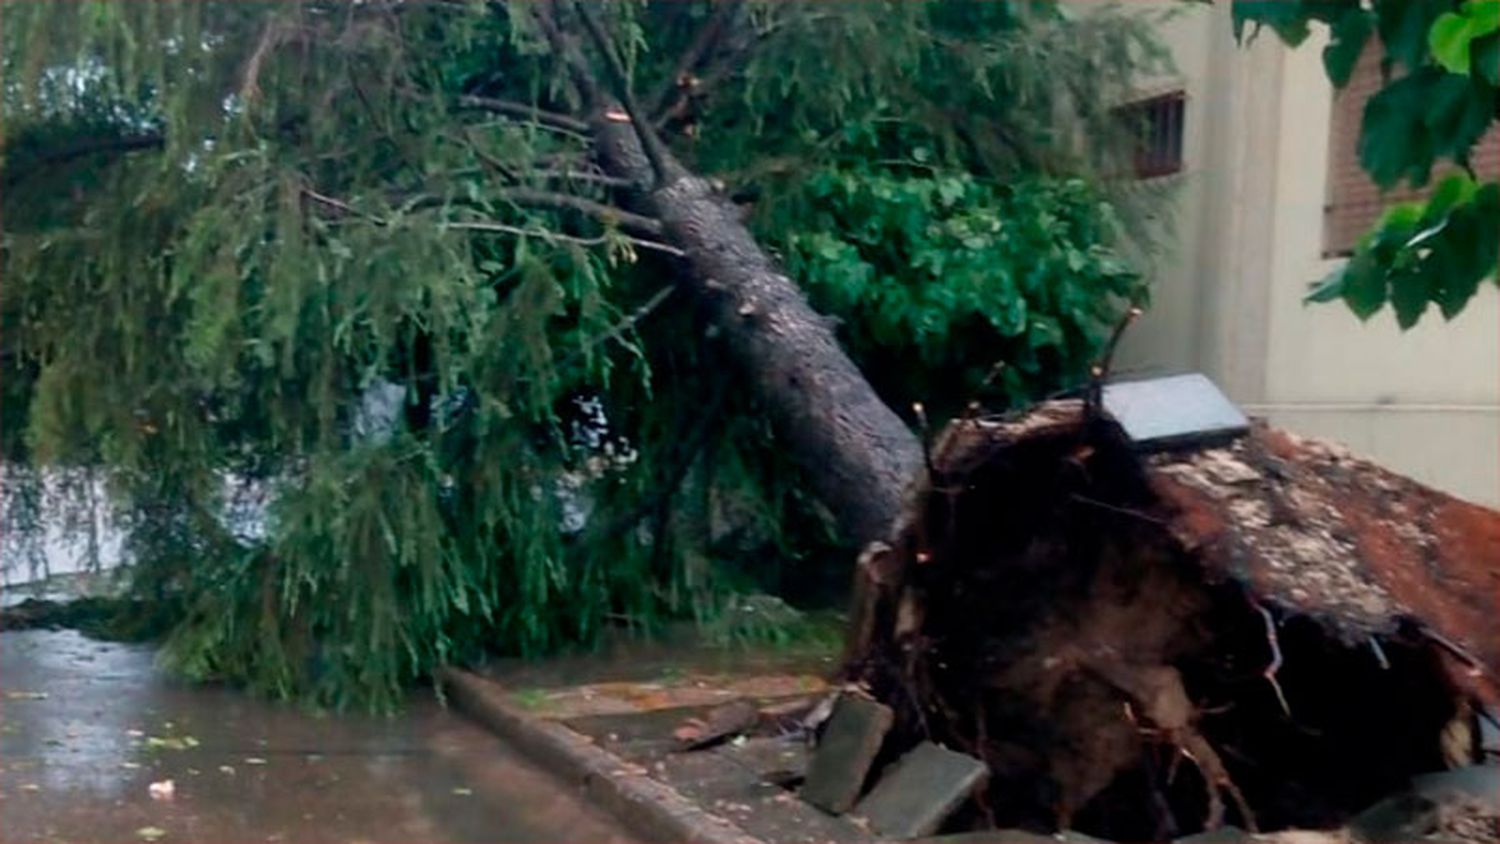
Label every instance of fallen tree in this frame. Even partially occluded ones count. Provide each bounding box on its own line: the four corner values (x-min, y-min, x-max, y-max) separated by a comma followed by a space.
2, 1, 1159, 705
843, 400, 1500, 839
531, 0, 924, 546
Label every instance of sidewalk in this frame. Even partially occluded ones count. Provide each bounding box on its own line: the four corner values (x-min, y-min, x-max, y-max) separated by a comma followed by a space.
441, 637, 874, 844
440, 636, 1500, 844
0, 629, 638, 844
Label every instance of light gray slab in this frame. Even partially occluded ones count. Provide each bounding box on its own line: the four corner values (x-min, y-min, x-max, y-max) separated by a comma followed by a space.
1102, 373, 1249, 450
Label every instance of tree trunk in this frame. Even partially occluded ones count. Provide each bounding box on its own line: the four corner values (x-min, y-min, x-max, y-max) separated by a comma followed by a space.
590, 118, 923, 547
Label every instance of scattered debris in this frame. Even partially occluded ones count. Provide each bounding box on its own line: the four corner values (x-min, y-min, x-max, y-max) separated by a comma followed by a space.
1427, 796, 1500, 843
1348, 768, 1499, 844
451, 787, 472, 796
243, 757, 267, 765
4, 691, 48, 701
801, 693, 894, 814
135, 826, 166, 841
672, 699, 759, 751
148, 779, 175, 801
854, 742, 988, 839
757, 697, 820, 734
145, 735, 199, 751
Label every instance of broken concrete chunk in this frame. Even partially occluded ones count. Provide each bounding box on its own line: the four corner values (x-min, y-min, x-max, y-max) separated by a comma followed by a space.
800, 694, 893, 814
853, 742, 988, 839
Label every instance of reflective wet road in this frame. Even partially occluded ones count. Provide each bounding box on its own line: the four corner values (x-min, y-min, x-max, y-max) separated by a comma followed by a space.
0, 630, 638, 844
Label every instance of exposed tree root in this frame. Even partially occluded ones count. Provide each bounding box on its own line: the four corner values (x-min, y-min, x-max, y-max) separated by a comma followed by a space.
1085, 661, 1258, 833
845, 407, 1480, 841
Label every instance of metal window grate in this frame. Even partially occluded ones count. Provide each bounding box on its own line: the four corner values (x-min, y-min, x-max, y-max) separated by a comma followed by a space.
1117, 91, 1186, 180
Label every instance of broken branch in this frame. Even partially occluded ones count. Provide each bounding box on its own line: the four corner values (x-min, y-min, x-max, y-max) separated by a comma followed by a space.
646, 0, 744, 117
300, 184, 683, 256
456, 95, 591, 133
495, 186, 663, 236
440, 220, 684, 257
529, 0, 605, 111
571, 0, 679, 187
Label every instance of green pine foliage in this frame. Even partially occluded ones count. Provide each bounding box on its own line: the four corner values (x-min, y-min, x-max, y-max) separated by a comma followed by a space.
2, 0, 1169, 708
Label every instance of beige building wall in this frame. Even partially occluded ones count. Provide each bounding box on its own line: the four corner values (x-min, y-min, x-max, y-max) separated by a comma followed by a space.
1098, 1, 1499, 505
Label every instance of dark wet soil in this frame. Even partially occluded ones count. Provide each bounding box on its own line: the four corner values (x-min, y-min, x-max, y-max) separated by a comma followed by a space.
0, 630, 639, 844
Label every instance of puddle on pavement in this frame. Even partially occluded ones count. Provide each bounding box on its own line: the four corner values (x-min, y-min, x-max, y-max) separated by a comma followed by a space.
0, 630, 638, 844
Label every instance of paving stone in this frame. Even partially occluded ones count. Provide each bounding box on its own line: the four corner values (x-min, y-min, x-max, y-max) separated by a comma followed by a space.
853, 742, 989, 839
735, 793, 869, 844
645, 732, 866, 843
1348, 790, 1439, 844
714, 736, 809, 781
906, 829, 1112, 844
1173, 826, 1250, 844
660, 749, 774, 804
800, 694, 894, 814
1412, 765, 1500, 809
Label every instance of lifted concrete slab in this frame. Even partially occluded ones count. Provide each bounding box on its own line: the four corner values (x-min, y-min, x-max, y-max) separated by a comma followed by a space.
801, 694, 894, 814
854, 742, 988, 839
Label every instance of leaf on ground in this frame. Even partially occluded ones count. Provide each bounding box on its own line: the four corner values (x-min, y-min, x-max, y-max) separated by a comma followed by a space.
451, 787, 473, 796
5, 691, 48, 700
243, 757, 267, 765
136, 826, 167, 841
145, 735, 200, 751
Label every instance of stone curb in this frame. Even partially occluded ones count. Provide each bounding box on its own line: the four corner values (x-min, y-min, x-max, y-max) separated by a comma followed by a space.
436, 667, 766, 844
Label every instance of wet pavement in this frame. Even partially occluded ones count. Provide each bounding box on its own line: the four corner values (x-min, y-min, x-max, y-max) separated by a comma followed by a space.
0, 630, 639, 844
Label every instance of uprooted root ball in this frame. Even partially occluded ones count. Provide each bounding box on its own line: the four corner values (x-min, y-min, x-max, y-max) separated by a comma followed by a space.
846, 408, 1474, 841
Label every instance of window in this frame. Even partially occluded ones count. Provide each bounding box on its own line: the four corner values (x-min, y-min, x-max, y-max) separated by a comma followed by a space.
1325, 42, 1500, 256
1117, 90, 1186, 179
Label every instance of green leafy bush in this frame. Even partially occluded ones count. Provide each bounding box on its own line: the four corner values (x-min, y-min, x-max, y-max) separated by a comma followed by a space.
779, 168, 1144, 415
1235, 0, 1499, 325
2, 0, 1166, 709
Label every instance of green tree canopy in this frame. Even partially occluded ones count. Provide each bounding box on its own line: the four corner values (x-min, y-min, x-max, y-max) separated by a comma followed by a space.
2, 0, 1168, 708
1234, 0, 1500, 328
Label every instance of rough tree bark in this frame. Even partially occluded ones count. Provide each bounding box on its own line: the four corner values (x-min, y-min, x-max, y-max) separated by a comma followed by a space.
540, 2, 924, 547
598, 124, 923, 544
